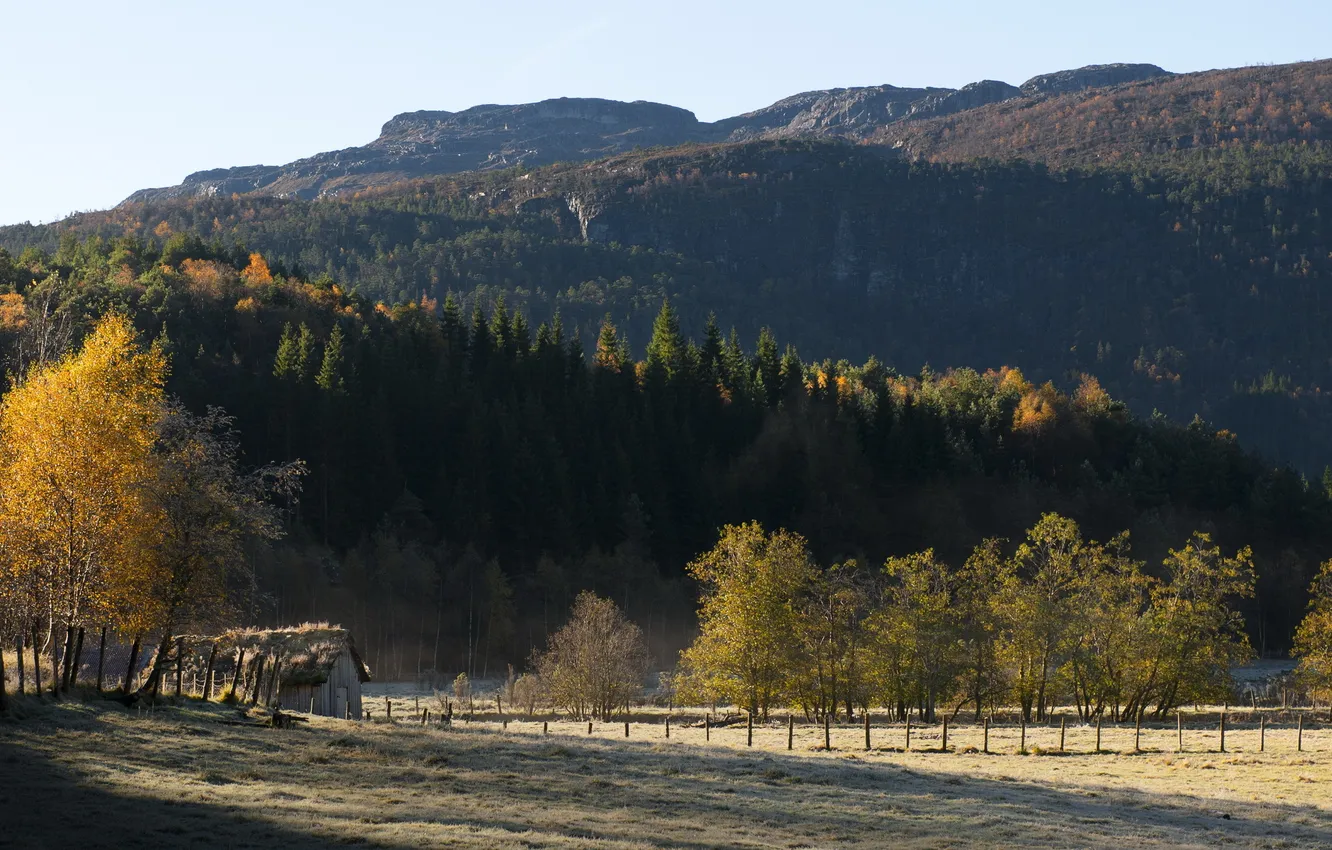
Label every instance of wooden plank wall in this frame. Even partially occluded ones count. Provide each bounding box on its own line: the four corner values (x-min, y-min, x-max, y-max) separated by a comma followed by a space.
274, 651, 362, 718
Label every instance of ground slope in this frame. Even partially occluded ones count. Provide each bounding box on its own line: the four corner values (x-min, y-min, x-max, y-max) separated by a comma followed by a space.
3, 698, 1332, 848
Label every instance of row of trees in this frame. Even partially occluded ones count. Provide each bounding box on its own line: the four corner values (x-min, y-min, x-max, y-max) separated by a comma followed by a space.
0, 315, 301, 697
678, 518, 1256, 723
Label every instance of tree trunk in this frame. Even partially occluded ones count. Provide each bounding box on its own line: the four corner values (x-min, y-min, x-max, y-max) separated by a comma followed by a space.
0, 639, 8, 712
31, 624, 42, 699
16, 635, 25, 695
249, 656, 267, 706
202, 643, 218, 700
95, 627, 107, 693
227, 648, 246, 701
69, 627, 85, 689
138, 632, 173, 698
174, 637, 185, 696
266, 657, 282, 707
50, 625, 62, 698
123, 634, 142, 694
59, 625, 74, 692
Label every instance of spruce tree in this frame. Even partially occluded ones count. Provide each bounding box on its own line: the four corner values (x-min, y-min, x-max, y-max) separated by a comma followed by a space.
272, 322, 300, 381
645, 299, 685, 380
316, 325, 346, 393
755, 327, 781, 407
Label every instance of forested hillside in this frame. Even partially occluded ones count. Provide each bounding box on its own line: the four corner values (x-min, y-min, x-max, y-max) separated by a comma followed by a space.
6, 130, 1332, 471
879, 59, 1332, 167
0, 239, 1327, 679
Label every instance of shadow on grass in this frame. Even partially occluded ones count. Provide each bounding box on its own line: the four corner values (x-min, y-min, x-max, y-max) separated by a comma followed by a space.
0, 699, 339, 849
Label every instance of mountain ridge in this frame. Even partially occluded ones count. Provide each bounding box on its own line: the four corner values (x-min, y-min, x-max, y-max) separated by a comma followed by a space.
122, 62, 1173, 205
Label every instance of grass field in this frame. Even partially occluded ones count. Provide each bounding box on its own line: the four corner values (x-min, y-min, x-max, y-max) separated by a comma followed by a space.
3, 692, 1332, 849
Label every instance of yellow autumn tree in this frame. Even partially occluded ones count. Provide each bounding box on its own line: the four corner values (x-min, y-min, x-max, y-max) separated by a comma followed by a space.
241, 252, 273, 286
677, 522, 815, 718
1293, 560, 1332, 699
0, 313, 166, 688
1012, 381, 1062, 435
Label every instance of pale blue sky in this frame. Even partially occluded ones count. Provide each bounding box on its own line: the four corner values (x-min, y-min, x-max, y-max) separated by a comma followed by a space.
2, 0, 1328, 226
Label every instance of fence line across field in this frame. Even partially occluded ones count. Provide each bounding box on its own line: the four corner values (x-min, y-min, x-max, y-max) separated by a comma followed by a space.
355, 702, 1327, 756
2, 631, 1327, 760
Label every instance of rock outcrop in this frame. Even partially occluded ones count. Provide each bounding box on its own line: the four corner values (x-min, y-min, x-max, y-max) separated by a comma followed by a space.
120, 64, 1166, 205
1019, 63, 1172, 96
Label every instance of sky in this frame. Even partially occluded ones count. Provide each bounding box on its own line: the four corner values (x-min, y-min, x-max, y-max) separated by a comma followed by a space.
2, 0, 1329, 226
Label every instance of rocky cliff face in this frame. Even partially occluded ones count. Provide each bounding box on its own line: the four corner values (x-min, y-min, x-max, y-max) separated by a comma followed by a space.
713, 79, 1021, 140
125, 98, 711, 204
120, 63, 1166, 205
1019, 63, 1172, 96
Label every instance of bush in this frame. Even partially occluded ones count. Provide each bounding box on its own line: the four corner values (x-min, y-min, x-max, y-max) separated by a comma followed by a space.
534, 591, 649, 720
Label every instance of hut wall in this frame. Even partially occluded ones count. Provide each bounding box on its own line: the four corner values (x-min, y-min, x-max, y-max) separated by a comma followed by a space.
275, 651, 362, 718
327, 650, 364, 719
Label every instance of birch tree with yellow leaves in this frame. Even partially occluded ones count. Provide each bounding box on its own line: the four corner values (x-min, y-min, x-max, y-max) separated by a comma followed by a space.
0, 314, 165, 693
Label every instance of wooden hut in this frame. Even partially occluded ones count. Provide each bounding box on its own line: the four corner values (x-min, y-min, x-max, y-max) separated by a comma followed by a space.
155, 624, 371, 718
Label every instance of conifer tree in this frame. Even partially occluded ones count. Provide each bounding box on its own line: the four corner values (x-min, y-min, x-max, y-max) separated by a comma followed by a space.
754, 327, 780, 407
594, 315, 624, 372
315, 325, 345, 393
645, 299, 686, 381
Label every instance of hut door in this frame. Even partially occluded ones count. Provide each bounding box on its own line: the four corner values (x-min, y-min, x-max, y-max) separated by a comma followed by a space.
335, 687, 348, 719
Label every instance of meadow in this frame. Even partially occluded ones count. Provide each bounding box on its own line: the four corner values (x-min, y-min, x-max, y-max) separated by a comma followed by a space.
2, 692, 1331, 849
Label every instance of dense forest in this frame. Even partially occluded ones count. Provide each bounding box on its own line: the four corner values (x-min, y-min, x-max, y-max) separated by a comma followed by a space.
0, 238, 1328, 682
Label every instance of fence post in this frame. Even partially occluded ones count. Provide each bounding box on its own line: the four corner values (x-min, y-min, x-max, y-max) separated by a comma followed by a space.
1177, 712, 1183, 752
1219, 712, 1226, 754
1096, 717, 1102, 753
905, 715, 911, 751
543, 721, 548, 735
624, 720, 629, 738
227, 648, 245, 701
864, 712, 871, 751
95, 627, 107, 693
984, 717, 990, 754
788, 715, 794, 750
665, 716, 670, 739
201, 643, 217, 701
705, 715, 710, 742
386, 699, 392, 721
1260, 716, 1265, 752
587, 720, 593, 735
942, 717, 948, 752
1135, 710, 1142, 753
310, 696, 316, 714
1019, 717, 1025, 753
824, 712, 831, 750
1299, 714, 1304, 752
747, 712, 753, 747
1059, 717, 1066, 752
